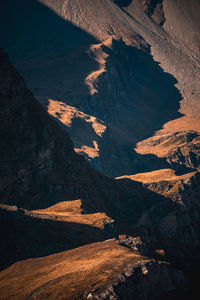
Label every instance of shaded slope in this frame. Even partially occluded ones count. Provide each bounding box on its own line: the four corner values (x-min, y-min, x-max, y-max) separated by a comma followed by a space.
46, 0, 200, 175
0, 49, 154, 243
124, 0, 200, 132
2, 0, 199, 177
41, 36, 183, 177
0, 0, 98, 101
0, 49, 132, 214
0, 0, 96, 58
0, 204, 109, 270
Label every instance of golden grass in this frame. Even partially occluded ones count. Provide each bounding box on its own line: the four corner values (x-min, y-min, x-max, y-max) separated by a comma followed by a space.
135, 130, 200, 158
75, 140, 99, 158
47, 99, 107, 158
0, 204, 18, 211
85, 37, 115, 95
135, 93, 200, 159
32, 199, 112, 228
160, 115, 200, 135
0, 240, 146, 300
116, 168, 195, 184
117, 169, 196, 197
48, 99, 106, 137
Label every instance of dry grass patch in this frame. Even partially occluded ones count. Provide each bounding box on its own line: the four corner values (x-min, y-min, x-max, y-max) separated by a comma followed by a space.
0, 240, 146, 300
116, 168, 195, 184
32, 199, 112, 228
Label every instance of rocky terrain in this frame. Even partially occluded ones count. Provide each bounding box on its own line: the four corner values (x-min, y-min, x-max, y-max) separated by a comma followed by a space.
0, 0, 200, 299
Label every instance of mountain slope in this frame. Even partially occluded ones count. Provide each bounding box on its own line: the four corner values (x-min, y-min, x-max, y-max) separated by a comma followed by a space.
0, 48, 128, 212
1, 0, 199, 176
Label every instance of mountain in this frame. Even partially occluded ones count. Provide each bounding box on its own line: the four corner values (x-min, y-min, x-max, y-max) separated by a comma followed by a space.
0, 0, 200, 299
1, 47, 200, 299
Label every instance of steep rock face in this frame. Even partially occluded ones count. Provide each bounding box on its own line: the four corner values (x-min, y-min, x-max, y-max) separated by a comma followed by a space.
0, 49, 129, 213
0, 49, 137, 272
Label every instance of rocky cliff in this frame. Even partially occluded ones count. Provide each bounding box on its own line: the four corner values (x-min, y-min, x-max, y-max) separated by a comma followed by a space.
0, 49, 127, 212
